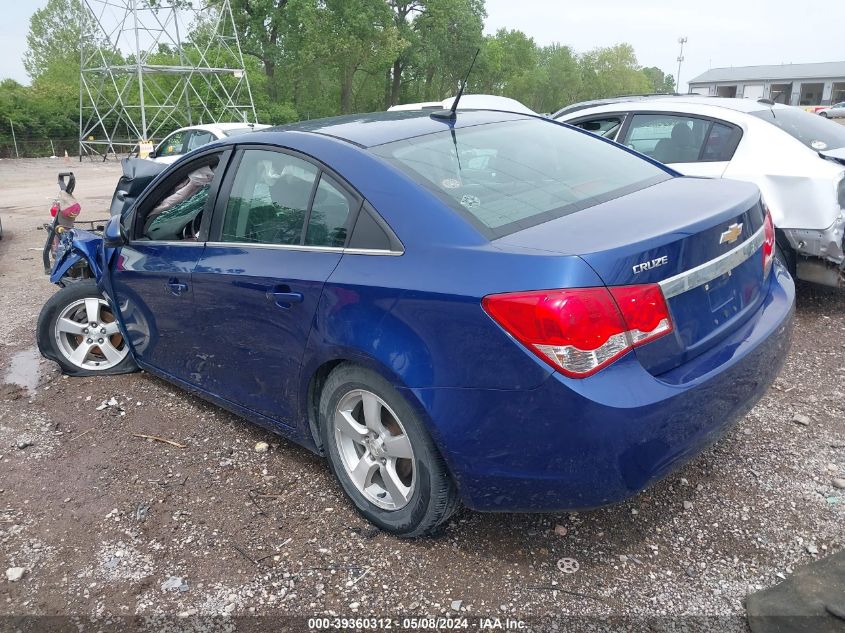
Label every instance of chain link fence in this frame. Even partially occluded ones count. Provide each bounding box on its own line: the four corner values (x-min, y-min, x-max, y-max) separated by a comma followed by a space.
0, 137, 80, 160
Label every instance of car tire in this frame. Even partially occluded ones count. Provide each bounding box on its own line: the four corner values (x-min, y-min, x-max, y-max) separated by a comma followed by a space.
319, 363, 460, 537
820, 112, 829, 118
37, 279, 138, 377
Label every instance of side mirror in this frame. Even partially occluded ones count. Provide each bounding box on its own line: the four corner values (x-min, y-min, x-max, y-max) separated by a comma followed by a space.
103, 215, 127, 248
147, 150, 156, 159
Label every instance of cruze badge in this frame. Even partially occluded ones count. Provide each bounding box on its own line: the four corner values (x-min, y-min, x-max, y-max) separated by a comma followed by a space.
632, 255, 668, 274
719, 223, 743, 245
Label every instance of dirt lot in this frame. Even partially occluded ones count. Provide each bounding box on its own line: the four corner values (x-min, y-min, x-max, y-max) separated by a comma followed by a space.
0, 158, 843, 631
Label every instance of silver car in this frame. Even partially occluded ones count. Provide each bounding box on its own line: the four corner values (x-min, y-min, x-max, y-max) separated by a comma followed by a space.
820, 102, 845, 119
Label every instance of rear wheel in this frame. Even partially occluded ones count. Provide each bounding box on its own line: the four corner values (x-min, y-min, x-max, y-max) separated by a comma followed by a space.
319, 364, 459, 537
37, 279, 137, 376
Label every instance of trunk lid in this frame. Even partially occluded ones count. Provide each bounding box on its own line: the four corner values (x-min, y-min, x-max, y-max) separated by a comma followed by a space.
495, 177, 768, 375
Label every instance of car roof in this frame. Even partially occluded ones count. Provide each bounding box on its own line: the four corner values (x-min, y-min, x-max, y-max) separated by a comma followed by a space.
388, 94, 537, 116
169, 122, 271, 135
551, 94, 684, 118
259, 109, 534, 148
558, 95, 789, 119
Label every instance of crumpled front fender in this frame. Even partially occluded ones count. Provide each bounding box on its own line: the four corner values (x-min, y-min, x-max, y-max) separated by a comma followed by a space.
49, 229, 106, 285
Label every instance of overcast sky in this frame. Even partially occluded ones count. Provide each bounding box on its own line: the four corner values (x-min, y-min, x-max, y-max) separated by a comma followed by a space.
2, 0, 843, 91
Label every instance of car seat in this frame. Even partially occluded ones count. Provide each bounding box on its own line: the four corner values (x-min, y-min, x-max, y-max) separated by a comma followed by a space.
653, 123, 700, 164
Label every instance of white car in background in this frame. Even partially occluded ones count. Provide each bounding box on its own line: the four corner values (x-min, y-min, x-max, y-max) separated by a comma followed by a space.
149, 122, 271, 164
819, 102, 845, 119
388, 94, 536, 115
557, 96, 845, 288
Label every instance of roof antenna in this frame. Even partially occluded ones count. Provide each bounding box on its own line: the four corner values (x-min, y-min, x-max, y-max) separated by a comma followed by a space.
431, 48, 480, 121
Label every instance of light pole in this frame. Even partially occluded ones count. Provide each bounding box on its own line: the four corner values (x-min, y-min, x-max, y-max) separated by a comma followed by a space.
676, 37, 688, 94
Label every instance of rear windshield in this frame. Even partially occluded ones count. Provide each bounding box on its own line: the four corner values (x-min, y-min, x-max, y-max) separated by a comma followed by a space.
371, 118, 671, 238
751, 108, 845, 151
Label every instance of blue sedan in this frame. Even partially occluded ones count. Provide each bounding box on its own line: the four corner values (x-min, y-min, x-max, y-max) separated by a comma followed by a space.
37, 109, 794, 536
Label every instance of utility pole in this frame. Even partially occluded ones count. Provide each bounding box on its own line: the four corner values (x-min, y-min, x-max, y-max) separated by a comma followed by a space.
677, 37, 688, 94
9, 119, 19, 159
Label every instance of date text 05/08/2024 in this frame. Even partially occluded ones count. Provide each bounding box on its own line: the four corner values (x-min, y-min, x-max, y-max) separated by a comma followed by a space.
307, 616, 526, 630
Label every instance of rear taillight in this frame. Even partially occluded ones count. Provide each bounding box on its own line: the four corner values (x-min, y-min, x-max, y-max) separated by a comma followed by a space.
762, 208, 775, 277
482, 285, 673, 378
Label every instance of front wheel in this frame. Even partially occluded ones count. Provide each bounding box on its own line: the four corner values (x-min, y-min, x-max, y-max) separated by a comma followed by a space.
319, 364, 460, 537
37, 279, 138, 376
820, 112, 829, 118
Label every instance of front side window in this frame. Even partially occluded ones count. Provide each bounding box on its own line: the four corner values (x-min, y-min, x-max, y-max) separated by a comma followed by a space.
221, 150, 318, 245
372, 118, 669, 237
572, 116, 624, 140
751, 107, 845, 151
141, 155, 221, 240
157, 131, 186, 157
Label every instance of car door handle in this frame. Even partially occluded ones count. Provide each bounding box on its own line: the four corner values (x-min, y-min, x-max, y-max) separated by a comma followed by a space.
265, 285, 304, 309
166, 280, 189, 296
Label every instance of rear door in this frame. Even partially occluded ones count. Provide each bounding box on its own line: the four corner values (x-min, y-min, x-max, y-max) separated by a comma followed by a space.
619, 112, 742, 177
192, 146, 359, 425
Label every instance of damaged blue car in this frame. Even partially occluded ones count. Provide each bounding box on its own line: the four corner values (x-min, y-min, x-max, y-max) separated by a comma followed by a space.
38, 110, 794, 536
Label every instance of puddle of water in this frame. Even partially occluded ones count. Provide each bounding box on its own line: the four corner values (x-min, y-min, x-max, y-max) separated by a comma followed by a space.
4, 347, 43, 394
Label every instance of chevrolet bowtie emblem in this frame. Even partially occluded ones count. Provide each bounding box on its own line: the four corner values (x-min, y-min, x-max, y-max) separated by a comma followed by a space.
719, 223, 743, 245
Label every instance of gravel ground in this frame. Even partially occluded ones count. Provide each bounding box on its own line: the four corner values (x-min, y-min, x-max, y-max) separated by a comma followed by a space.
0, 158, 843, 632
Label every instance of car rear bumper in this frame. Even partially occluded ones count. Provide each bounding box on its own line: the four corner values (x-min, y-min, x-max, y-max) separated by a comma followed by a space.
405, 262, 795, 512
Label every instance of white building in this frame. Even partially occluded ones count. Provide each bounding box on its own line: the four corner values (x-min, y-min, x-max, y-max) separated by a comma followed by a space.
687, 61, 845, 106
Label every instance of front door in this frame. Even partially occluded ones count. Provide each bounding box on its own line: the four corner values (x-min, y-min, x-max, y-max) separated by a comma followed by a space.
191, 147, 359, 424
107, 150, 228, 383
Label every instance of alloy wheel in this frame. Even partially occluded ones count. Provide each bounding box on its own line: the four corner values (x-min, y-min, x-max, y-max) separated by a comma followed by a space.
53, 297, 129, 371
333, 389, 416, 510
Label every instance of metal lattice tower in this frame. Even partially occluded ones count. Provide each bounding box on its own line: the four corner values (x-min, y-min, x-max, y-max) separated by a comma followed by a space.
79, 0, 257, 159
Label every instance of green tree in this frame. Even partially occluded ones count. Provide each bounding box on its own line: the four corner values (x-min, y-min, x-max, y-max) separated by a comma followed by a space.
642, 66, 676, 93
579, 43, 652, 100
24, 0, 94, 86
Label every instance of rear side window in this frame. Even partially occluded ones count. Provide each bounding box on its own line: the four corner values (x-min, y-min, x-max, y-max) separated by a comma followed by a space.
305, 174, 355, 247
372, 118, 669, 238
623, 114, 741, 163
221, 149, 318, 245
751, 107, 845, 150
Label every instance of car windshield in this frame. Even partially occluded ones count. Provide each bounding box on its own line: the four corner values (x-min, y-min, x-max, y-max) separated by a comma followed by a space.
750, 107, 845, 151
222, 127, 260, 137
371, 118, 670, 237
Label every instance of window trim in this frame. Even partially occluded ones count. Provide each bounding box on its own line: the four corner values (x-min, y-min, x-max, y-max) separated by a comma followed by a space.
208, 144, 403, 255
126, 147, 233, 244
617, 111, 744, 164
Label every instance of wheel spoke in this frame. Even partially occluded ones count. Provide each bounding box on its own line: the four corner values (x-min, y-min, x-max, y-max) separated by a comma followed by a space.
349, 454, 378, 490
335, 409, 368, 443
84, 298, 101, 324
69, 341, 93, 366
98, 340, 125, 364
361, 392, 382, 432
380, 461, 411, 505
102, 321, 120, 335
382, 433, 413, 459
56, 317, 87, 335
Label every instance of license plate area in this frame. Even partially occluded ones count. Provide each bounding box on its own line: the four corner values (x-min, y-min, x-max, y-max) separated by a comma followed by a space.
706, 270, 740, 322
